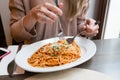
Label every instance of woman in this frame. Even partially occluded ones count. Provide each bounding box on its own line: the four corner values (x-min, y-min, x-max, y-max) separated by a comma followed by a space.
9, 0, 99, 44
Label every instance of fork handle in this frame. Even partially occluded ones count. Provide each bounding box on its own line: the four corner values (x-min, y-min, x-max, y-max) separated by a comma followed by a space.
54, 0, 59, 6
54, 0, 64, 38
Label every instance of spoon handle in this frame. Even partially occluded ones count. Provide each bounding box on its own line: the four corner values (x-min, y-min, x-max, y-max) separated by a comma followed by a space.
73, 32, 82, 40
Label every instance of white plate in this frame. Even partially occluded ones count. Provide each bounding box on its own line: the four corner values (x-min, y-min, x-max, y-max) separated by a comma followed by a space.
15, 36, 96, 73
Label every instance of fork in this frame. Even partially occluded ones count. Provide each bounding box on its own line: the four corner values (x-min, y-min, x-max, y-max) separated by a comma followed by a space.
54, 0, 65, 40
57, 18, 65, 40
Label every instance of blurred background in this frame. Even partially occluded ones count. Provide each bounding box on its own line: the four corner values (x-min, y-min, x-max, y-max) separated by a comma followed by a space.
0, 0, 119, 47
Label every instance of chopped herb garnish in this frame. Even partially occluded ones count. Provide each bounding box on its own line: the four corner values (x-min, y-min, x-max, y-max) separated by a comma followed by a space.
53, 46, 60, 52
51, 53, 56, 57
65, 41, 70, 45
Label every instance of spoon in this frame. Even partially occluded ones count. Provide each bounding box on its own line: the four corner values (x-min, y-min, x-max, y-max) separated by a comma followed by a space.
66, 32, 84, 44
66, 21, 100, 44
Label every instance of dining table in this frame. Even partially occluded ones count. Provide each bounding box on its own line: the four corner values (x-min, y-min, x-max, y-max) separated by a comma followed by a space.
0, 38, 120, 80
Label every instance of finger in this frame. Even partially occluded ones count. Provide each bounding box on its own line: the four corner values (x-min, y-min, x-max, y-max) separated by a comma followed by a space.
58, 2, 63, 9
39, 6, 58, 21
86, 24, 99, 33
86, 30, 98, 37
79, 25, 86, 32
79, 31, 87, 36
81, 27, 99, 37
86, 18, 96, 25
80, 31, 94, 37
44, 3, 63, 16
82, 31, 94, 37
94, 24, 99, 31
37, 12, 54, 23
86, 25, 93, 32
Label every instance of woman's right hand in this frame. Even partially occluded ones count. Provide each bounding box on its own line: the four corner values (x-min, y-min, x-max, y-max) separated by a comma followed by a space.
30, 2, 63, 23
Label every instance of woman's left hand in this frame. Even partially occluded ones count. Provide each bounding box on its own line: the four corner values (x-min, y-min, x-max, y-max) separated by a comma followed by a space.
81, 18, 99, 37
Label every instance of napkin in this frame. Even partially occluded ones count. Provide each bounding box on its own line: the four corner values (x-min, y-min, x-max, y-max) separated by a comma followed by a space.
0, 45, 25, 75
25, 68, 113, 80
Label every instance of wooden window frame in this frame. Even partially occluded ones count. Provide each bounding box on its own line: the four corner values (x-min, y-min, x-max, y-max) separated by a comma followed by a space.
93, 0, 110, 39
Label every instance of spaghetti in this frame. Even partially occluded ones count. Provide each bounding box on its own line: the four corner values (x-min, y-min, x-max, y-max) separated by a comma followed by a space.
28, 39, 81, 67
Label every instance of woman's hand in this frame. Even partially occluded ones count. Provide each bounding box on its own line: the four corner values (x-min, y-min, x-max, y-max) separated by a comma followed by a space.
30, 2, 63, 23
23, 2, 63, 32
80, 18, 99, 37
